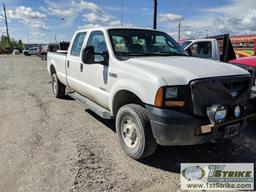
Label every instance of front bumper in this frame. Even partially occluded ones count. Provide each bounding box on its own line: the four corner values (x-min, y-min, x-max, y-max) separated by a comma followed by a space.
146, 104, 256, 146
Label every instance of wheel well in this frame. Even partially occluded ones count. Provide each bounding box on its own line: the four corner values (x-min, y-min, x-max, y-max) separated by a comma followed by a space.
50, 65, 56, 75
113, 90, 144, 116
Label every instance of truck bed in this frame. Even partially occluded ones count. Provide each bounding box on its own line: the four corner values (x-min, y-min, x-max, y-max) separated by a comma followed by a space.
47, 52, 67, 86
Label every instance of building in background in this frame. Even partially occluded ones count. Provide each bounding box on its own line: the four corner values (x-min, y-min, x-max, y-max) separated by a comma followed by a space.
230, 35, 256, 57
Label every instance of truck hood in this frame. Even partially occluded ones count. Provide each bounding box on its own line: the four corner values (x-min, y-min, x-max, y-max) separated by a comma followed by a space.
124, 56, 249, 85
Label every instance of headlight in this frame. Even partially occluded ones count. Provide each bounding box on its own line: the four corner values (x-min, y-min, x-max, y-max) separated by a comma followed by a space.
165, 87, 178, 99
234, 105, 241, 118
154, 86, 188, 108
207, 105, 227, 124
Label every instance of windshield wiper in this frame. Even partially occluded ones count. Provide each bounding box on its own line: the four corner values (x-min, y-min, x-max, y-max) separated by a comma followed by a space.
159, 52, 188, 56
117, 52, 188, 57
120, 53, 155, 57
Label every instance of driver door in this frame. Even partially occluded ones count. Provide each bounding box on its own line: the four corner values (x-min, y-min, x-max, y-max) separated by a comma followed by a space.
81, 31, 109, 108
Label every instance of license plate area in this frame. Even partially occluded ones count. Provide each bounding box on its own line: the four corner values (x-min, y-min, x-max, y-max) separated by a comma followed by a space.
223, 123, 240, 138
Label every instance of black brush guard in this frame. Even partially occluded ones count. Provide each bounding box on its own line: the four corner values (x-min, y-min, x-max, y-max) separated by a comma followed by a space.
190, 75, 252, 117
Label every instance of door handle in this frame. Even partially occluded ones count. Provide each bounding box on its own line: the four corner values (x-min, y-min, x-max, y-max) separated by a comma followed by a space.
80, 63, 83, 72
67, 60, 70, 68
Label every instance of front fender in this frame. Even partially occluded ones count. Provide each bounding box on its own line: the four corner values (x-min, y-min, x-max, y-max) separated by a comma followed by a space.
108, 78, 162, 114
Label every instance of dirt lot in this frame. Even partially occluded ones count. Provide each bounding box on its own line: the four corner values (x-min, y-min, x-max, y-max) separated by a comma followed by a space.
0, 54, 256, 192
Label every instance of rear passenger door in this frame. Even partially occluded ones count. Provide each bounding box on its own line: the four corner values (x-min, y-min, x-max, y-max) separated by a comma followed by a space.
66, 32, 87, 93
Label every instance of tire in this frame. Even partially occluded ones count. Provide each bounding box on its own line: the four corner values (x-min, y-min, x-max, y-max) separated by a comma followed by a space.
24, 53, 28, 56
51, 73, 66, 98
116, 104, 157, 159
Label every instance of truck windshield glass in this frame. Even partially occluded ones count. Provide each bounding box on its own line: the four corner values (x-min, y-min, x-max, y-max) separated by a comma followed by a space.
108, 29, 185, 58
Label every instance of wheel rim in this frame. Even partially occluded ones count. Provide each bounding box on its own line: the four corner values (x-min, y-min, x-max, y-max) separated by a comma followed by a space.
52, 75, 58, 95
121, 116, 139, 149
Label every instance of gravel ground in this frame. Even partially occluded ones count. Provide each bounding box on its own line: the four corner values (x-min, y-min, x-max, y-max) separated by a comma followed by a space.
0, 54, 256, 192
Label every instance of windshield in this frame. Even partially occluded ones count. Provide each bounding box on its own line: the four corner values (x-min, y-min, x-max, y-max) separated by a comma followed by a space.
181, 40, 192, 49
108, 29, 185, 58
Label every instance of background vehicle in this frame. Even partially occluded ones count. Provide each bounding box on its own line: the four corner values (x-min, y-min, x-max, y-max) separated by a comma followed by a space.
38, 45, 48, 60
39, 42, 70, 60
48, 27, 256, 159
180, 34, 236, 62
12, 49, 19, 55
180, 34, 256, 85
23, 47, 39, 56
0, 47, 12, 54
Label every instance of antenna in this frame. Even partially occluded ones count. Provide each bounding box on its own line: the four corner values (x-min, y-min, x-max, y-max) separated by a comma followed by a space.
3, 4, 10, 44
178, 20, 181, 40
27, 33, 30, 44
153, 0, 157, 29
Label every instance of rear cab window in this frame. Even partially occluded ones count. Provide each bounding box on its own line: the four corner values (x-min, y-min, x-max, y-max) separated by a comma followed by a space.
71, 32, 86, 56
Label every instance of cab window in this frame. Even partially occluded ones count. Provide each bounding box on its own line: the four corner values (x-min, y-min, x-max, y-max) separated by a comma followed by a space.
71, 32, 86, 56
187, 41, 212, 58
86, 31, 107, 62
87, 31, 107, 54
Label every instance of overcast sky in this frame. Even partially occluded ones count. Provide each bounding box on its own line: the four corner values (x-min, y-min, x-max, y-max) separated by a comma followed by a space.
0, 0, 256, 43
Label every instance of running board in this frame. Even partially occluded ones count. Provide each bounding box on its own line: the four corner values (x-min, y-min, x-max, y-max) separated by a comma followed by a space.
68, 92, 113, 119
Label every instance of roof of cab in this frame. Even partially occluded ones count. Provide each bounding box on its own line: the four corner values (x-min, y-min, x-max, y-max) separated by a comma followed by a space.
75, 26, 159, 33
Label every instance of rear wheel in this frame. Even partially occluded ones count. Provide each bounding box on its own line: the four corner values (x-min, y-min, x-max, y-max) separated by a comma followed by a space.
52, 73, 66, 98
116, 104, 157, 159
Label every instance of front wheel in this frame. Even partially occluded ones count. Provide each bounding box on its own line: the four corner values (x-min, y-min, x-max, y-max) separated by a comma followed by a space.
116, 104, 157, 159
52, 73, 66, 98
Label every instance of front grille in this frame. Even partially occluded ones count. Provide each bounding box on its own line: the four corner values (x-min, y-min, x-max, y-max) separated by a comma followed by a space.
190, 75, 251, 116
223, 77, 251, 98
231, 64, 256, 85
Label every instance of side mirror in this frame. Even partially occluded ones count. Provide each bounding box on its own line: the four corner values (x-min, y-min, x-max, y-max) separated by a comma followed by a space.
82, 46, 109, 65
95, 51, 109, 65
82, 46, 94, 64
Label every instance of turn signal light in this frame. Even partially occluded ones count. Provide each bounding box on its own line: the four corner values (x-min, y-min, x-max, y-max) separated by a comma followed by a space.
165, 100, 185, 107
154, 87, 164, 107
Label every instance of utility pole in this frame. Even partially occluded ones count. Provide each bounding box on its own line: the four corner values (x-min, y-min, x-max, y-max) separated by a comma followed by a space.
153, 0, 157, 29
3, 4, 10, 44
27, 33, 30, 44
178, 20, 181, 41
121, 0, 124, 26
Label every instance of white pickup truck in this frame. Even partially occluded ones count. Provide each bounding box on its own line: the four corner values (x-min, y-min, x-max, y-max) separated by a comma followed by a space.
47, 27, 256, 159
180, 34, 237, 62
